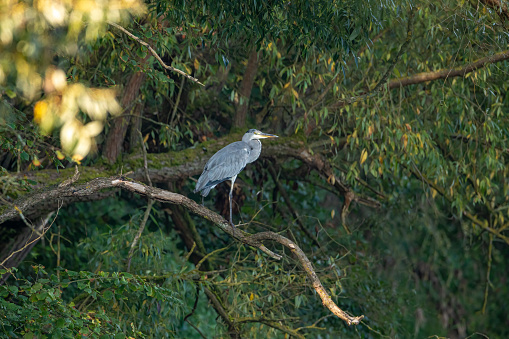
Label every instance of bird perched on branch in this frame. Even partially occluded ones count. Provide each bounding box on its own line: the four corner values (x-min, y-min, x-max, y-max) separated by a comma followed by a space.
194, 129, 278, 226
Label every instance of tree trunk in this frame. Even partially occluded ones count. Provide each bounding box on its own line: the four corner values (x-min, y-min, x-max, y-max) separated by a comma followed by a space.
103, 71, 147, 163
233, 49, 259, 129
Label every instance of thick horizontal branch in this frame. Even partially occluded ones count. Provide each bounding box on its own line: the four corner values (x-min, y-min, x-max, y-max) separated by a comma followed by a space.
2, 136, 379, 224
388, 50, 509, 89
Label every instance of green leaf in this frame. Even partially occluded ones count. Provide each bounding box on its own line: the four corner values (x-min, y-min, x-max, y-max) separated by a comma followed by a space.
103, 290, 114, 300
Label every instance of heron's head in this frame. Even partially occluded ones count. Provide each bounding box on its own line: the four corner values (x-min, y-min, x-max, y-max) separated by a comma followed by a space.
244, 129, 279, 141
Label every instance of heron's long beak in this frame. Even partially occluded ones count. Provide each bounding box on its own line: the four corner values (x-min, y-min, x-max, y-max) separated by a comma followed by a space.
258, 132, 278, 139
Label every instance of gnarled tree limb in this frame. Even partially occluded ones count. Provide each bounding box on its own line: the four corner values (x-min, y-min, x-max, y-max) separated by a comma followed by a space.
1, 175, 364, 325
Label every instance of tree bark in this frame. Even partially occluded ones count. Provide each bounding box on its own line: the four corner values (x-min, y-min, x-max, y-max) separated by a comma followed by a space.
103, 70, 147, 163
233, 49, 259, 129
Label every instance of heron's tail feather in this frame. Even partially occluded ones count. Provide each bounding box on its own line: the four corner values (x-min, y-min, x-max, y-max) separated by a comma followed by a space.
201, 187, 212, 197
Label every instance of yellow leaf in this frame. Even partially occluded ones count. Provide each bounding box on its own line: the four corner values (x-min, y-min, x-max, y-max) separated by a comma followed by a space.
327, 175, 336, 185
143, 133, 149, 143
291, 88, 299, 99
331, 209, 335, 219
367, 125, 374, 137
72, 154, 83, 164
360, 149, 368, 165
194, 58, 200, 71
402, 134, 408, 148
33, 100, 48, 124
431, 188, 437, 199
284, 82, 291, 89
32, 158, 41, 167
56, 150, 65, 160
249, 293, 254, 301
405, 123, 411, 131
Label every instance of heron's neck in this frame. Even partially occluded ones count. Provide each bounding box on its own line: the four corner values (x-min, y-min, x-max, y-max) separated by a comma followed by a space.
246, 139, 262, 164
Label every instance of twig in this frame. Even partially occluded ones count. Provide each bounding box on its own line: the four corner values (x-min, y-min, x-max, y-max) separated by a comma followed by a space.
203, 287, 240, 335
169, 76, 185, 127
58, 165, 80, 187
126, 131, 154, 271
126, 199, 154, 272
1, 207, 59, 268
184, 286, 206, 338
107, 22, 204, 86
138, 130, 152, 187
267, 163, 321, 248
481, 234, 493, 314
184, 242, 197, 262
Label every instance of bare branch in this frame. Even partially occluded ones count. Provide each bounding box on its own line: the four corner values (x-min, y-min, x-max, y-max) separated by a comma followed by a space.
111, 179, 363, 325
107, 22, 204, 86
246, 231, 364, 325
1, 174, 363, 324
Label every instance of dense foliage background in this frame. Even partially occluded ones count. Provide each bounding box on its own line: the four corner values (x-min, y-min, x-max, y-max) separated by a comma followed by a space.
1, 0, 509, 337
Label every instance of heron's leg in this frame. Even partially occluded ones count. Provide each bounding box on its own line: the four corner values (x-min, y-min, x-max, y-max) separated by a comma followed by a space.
229, 176, 237, 227
201, 195, 204, 206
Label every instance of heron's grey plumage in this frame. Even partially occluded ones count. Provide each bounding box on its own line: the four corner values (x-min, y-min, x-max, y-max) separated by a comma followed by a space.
194, 129, 278, 226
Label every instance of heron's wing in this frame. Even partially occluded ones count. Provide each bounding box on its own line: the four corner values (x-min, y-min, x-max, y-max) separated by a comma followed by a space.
194, 141, 250, 196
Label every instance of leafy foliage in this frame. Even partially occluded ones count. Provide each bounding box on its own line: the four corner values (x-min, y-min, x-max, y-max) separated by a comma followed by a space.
2, 0, 509, 337
0, 266, 182, 338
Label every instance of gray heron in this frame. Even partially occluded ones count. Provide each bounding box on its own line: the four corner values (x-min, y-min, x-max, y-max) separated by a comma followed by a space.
194, 129, 278, 226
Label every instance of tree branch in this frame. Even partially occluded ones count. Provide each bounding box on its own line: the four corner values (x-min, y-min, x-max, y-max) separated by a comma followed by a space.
245, 231, 364, 325
1, 175, 364, 325
2, 136, 380, 224
108, 22, 204, 86
387, 49, 509, 89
